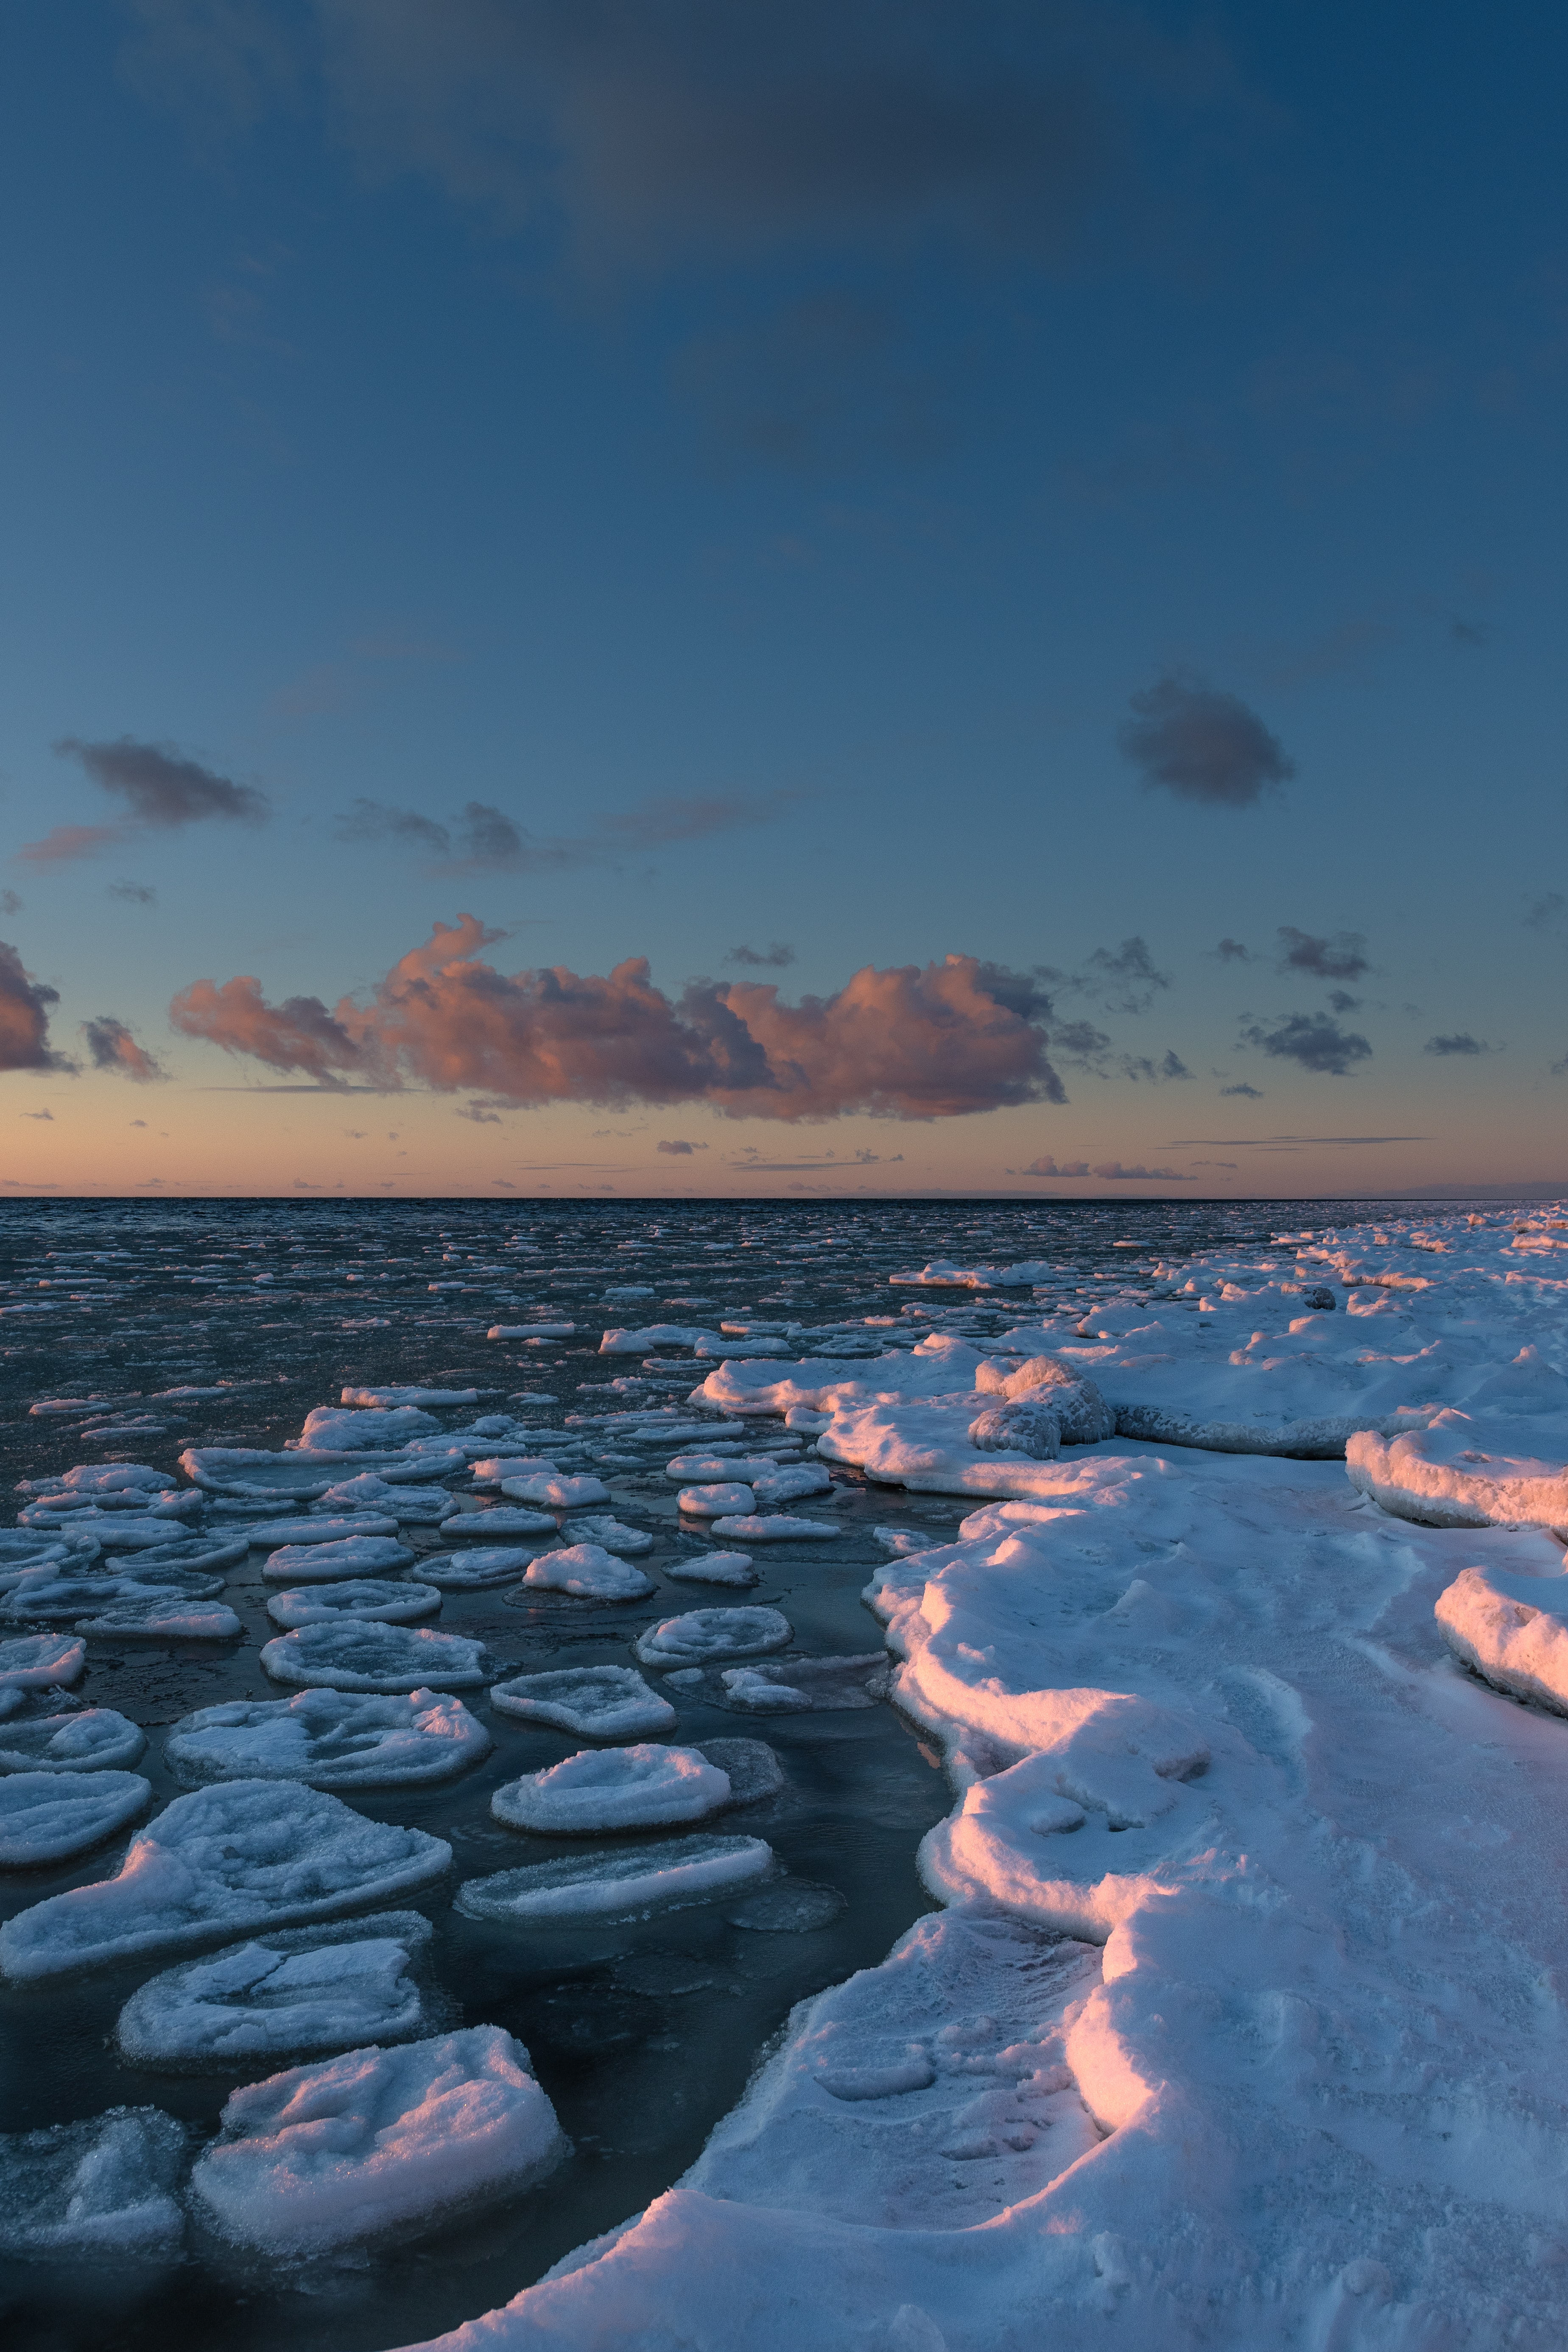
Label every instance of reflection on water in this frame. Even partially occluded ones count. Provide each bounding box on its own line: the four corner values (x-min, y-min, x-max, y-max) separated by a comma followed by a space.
0, 1195, 1328, 2352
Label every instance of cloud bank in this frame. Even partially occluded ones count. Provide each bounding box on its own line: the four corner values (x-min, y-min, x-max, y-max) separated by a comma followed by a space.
170, 917, 1065, 1119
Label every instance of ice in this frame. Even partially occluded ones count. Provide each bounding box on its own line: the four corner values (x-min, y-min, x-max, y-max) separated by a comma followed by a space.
167, 1687, 490, 1788
117, 1913, 448, 2068
559, 1515, 655, 1554
599, 1324, 721, 1355
725, 1881, 847, 1933
708, 1514, 841, 1542
0, 1633, 85, 1687
489, 1666, 676, 1740
636, 1607, 794, 1667
241, 1514, 400, 1543
872, 1526, 939, 1558
667, 1549, 759, 1587
700, 1736, 785, 1805
1347, 1409, 1568, 1532
500, 1472, 612, 1508
267, 1579, 442, 1627
0, 1780, 451, 1980
299, 1405, 442, 1449
471, 1455, 564, 1484
3, 1560, 225, 1623
20, 1462, 176, 1500
512, 1543, 654, 1600
445, 1505, 557, 1536
719, 1656, 890, 1713
74, 1588, 244, 1641
0, 2107, 186, 2255
455, 1833, 773, 1923
0, 1771, 151, 1865
967, 1400, 1063, 1459
676, 1482, 756, 1516
0, 1707, 146, 1773
342, 1386, 480, 1408
419, 1547, 535, 1591
489, 1322, 576, 1339
0, 1530, 87, 1570
319, 1476, 460, 1524
262, 1536, 415, 1581
181, 1448, 342, 1500
1436, 1565, 1568, 1712
492, 1743, 732, 1833
190, 2025, 564, 2252
666, 1453, 780, 1481
261, 1622, 490, 1691
751, 1462, 836, 1506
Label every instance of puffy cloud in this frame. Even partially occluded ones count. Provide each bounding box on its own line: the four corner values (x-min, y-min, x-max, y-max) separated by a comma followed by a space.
168, 917, 1065, 1119
81, 1017, 165, 1083
1120, 672, 1294, 807
657, 1138, 703, 1154
1022, 1155, 1091, 1177
169, 975, 363, 1085
1276, 926, 1370, 982
1424, 1033, 1495, 1056
55, 735, 267, 827
1238, 1011, 1372, 1076
0, 941, 67, 1072
726, 941, 795, 969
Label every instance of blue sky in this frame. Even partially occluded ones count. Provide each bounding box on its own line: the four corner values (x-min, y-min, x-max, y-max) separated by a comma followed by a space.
1, 1, 1564, 1197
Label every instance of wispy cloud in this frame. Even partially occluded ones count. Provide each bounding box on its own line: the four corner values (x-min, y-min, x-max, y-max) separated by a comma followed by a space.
1276, 926, 1370, 982
333, 788, 802, 874
82, 1016, 165, 1083
1424, 1032, 1496, 1056
1238, 1011, 1372, 1076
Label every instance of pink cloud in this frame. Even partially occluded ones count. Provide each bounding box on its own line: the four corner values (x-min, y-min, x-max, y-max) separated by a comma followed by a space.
170, 917, 1062, 1120
16, 824, 126, 866
0, 941, 67, 1071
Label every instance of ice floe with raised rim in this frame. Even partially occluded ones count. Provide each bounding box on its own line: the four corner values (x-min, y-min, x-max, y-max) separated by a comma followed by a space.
342, 1386, 479, 1408
559, 1514, 654, 1555
319, 1476, 459, 1524
1348, 1408, 1568, 1532
0, 1779, 450, 1980
263, 1536, 415, 1582
0, 1707, 145, 1773
117, 1911, 451, 2070
167, 1686, 489, 1788
418, 1547, 535, 1592
0, 1633, 86, 1687
489, 1665, 676, 1740
190, 2025, 564, 2252
752, 1462, 836, 1506
0, 1771, 151, 1865
261, 1622, 491, 1692
456, 1832, 773, 1923
299, 1405, 442, 1450
708, 1514, 841, 1542
445, 1504, 557, 1537
666, 1452, 779, 1482
492, 1743, 731, 1834
0, 2107, 187, 2256
242, 1513, 399, 1545
267, 1579, 441, 1628
635, 1606, 793, 1667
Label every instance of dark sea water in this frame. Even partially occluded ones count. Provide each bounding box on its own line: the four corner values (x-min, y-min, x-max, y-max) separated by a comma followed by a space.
0, 1196, 1393, 2352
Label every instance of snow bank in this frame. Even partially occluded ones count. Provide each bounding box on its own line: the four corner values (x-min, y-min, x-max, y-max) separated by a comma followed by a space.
1347, 1405, 1568, 1532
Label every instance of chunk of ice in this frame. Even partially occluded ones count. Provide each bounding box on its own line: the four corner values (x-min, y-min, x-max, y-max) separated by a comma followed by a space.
676, 1482, 756, 1517
167, 1687, 489, 1788
515, 1543, 654, 1601
262, 1537, 415, 1583
445, 1505, 557, 1537
708, 1514, 841, 1542
0, 1779, 451, 1980
419, 1548, 534, 1592
266, 1579, 441, 1628
261, 1623, 490, 1692
719, 1656, 891, 1713
0, 2107, 186, 2254
500, 1472, 611, 1508
635, 1607, 794, 1667
0, 1771, 151, 1865
456, 1833, 773, 1922
0, 1633, 85, 1688
489, 1666, 676, 1740
0, 1707, 145, 1774
1436, 1566, 1568, 1713
190, 2025, 564, 2251
558, 1515, 654, 1555
667, 1549, 759, 1587
493, 1743, 731, 1833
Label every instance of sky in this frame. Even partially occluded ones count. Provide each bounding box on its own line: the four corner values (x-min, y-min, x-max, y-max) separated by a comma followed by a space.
1, 0, 1565, 1201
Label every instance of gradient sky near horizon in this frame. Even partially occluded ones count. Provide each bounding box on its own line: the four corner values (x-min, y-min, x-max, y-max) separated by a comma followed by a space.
1, 1, 1565, 1201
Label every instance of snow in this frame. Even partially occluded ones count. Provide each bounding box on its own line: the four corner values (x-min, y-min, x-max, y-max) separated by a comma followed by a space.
0, 2106, 186, 2255
500, 1472, 612, 1509
667, 1549, 759, 1587
20, 1462, 176, 1499
0, 1707, 145, 1773
719, 1656, 890, 1713
299, 1405, 442, 1450
515, 1543, 654, 1600
246, 1514, 401, 1543
492, 1743, 732, 1833
455, 1832, 774, 1923
676, 1482, 757, 1516
752, 1462, 836, 1506
489, 1666, 676, 1740
266, 1578, 442, 1627
446, 1505, 557, 1536
262, 1536, 415, 1582
1435, 1564, 1568, 1711
636, 1608, 794, 1667
708, 1514, 841, 1542
666, 1453, 780, 1481
559, 1514, 654, 1554
168, 1687, 489, 1788
419, 1547, 535, 1591
117, 1913, 447, 2069
320, 1476, 460, 1524
190, 2026, 564, 2251
599, 1324, 720, 1355
0, 1771, 151, 1865
0, 1633, 85, 1687
1347, 1406, 1568, 1531
261, 1623, 491, 1692
0, 1779, 450, 1980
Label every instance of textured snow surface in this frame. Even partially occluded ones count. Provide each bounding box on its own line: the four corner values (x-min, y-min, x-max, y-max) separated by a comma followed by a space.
0, 1633, 85, 1687
167, 1687, 490, 1788
489, 1666, 676, 1740
1347, 1401, 1568, 1531
191, 2026, 565, 2251
446, 1505, 557, 1536
261, 1622, 490, 1691
0, 1770, 151, 1865
0, 1779, 450, 1979
500, 1472, 610, 1508
558, 1515, 655, 1555
117, 1913, 447, 2068
419, 1548, 534, 1591
455, 1833, 774, 1922
1436, 1564, 1568, 1712
492, 1743, 731, 1834
0, 1706, 146, 1773
0, 2106, 186, 2254
635, 1607, 794, 1667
